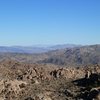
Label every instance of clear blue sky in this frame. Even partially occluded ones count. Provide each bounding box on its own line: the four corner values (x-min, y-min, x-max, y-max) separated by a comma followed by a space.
0, 0, 100, 46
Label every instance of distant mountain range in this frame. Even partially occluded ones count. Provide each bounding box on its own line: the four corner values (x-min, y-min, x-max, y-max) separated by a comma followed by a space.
0, 44, 100, 66
0, 44, 80, 54
38, 44, 100, 66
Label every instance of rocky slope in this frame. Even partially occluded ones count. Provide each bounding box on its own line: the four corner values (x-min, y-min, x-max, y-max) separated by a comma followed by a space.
40, 44, 100, 66
0, 60, 100, 100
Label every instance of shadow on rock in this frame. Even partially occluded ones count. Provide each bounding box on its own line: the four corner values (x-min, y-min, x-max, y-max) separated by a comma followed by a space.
73, 73, 100, 87
73, 73, 100, 100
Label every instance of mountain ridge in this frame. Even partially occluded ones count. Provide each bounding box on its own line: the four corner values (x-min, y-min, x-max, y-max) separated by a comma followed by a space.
38, 44, 100, 66
0, 44, 80, 54
0, 44, 99, 66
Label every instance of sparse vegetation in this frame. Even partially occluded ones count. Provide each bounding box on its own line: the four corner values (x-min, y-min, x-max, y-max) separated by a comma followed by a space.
0, 60, 100, 100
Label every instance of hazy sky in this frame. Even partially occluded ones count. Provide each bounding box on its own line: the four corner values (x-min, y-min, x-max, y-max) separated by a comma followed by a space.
0, 0, 100, 46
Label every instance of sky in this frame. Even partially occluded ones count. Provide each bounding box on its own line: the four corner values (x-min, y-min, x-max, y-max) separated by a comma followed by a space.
0, 0, 100, 46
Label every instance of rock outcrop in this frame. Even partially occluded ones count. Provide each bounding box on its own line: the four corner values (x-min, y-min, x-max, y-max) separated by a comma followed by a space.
0, 60, 100, 100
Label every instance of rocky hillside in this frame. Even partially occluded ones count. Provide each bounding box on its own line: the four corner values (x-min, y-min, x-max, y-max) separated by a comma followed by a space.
40, 45, 100, 66
0, 60, 100, 100
0, 45, 100, 66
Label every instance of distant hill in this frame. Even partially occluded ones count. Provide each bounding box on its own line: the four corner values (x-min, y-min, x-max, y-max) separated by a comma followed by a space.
48, 44, 81, 50
0, 44, 100, 66
0, 44, 79, 54
39, 44, 100, 66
